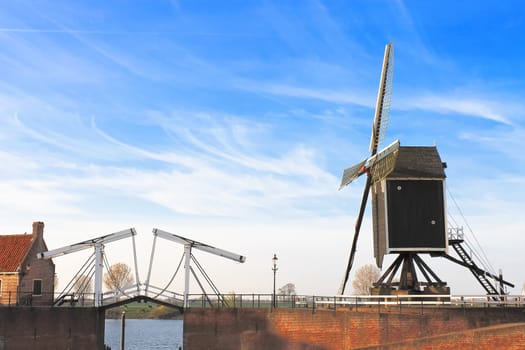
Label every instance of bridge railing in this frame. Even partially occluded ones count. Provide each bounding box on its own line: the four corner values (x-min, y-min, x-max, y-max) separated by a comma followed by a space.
141, 284, 185, 304
0, 290, 185, 308
312, 294, 525, 309
184, 293, 525, 310
1, 290, 524, 310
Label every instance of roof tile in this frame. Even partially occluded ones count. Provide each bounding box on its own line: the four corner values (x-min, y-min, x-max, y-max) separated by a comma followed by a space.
0, 234, 34, 272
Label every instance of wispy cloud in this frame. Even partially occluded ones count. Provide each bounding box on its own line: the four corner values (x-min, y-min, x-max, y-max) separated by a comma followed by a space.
0, 180, 82, 216
391, 0, 445, 67
147, 110, 334, 179
54, 162, 338, 218
246, 81, 517, 126
248, 83, 373, 107
459, 126, 525, 161
397, 94, 512, 125
90, 110, 341, 217
0, 30, 105, 84
2, 104, 343, 220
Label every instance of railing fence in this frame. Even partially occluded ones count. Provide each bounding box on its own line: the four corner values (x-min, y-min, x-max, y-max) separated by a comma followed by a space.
1, 289, 524, 310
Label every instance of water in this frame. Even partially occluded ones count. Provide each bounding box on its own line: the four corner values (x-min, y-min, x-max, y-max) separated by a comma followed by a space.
105, 319, 183, 350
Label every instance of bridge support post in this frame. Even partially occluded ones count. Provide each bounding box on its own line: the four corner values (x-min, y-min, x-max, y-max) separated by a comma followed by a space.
95, 243, 104, 307
184, 244, 192, 308
145, 232, 158, 296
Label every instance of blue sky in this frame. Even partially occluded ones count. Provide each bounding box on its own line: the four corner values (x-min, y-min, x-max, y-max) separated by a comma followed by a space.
1, 1, 524, 296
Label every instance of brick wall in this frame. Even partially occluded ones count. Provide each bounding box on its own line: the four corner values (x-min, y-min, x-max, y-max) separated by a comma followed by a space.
184, 309, 296, 349
0, 307, 105, 350
184, 307, 525, 350
18, 229, 55, 306
361, 323, 525, 349
0, 275, 19, 304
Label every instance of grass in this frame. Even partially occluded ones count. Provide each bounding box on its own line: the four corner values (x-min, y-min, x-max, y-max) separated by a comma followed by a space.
105, 302, 183, 319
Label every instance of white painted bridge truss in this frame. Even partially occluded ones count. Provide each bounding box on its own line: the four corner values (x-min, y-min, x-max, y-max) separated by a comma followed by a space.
38, 228, 246, 308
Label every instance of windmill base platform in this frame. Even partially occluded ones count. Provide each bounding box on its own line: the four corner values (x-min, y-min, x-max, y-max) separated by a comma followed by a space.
369, 252, 452, 297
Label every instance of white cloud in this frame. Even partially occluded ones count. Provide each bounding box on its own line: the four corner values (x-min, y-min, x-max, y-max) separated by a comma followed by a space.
248, 81, 520, 127
0, 181, 82, 215
459, 126, 525, 163
1, 105, 343, 219
246, 83, 373, 108
398, 94, 511, 125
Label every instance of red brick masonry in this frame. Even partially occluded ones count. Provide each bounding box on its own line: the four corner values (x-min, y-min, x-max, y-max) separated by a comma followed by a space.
183, 307, 525, 350
0, 307, 105, 350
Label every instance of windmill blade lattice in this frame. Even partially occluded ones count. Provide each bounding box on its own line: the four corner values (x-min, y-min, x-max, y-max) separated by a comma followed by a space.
369, 43, 394, 154
339, 140, 400, 190
340, 159, 367, 189
369, 140, 400, 182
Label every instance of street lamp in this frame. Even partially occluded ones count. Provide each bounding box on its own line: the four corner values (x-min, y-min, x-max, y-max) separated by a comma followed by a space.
272, 254, 278, 308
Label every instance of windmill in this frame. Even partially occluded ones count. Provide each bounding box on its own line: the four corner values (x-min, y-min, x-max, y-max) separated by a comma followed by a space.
338, 42, 514, 297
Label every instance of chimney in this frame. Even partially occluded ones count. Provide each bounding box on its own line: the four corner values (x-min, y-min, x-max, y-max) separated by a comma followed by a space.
32, 221, 45, 238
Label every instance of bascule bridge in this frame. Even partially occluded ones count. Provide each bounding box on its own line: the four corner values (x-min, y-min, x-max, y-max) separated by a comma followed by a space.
36, 227, 246, 312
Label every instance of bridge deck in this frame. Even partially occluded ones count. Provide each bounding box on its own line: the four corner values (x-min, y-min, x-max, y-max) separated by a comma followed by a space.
100, 295, 184, 312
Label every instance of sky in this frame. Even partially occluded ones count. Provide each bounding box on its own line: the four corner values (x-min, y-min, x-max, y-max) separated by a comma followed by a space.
1, 1, 524, 297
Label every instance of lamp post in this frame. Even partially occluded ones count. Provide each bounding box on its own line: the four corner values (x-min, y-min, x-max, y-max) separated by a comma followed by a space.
272, 254, 278, 308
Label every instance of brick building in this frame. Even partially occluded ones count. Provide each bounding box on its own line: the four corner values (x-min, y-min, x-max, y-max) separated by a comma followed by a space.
0, 222, 55, 306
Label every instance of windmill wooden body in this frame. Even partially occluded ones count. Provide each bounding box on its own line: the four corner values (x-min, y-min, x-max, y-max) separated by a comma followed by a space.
370, 146, 450, 295
372, 146, 447, 270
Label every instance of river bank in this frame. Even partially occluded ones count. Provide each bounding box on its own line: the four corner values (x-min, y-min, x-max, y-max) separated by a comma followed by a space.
105, 301, 183, 319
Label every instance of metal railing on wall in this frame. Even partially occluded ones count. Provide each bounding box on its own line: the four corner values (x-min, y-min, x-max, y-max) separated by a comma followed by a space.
1, 290, 524, 310
184, 293, 525, 311
0, 290, 55, 307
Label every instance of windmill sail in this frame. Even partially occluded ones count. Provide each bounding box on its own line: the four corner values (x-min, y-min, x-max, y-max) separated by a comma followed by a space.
339, 140, 399, 189
369, 42, 394, 154
369, 140, 400, 182
340, 159, 367, 189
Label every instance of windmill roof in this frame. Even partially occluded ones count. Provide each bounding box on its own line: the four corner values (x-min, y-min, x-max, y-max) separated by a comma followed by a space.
0, 234, 34, 272
388, 146, 446, 179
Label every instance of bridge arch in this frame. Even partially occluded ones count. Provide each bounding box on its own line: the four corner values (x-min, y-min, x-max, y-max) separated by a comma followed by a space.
100, 294, 184, 313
